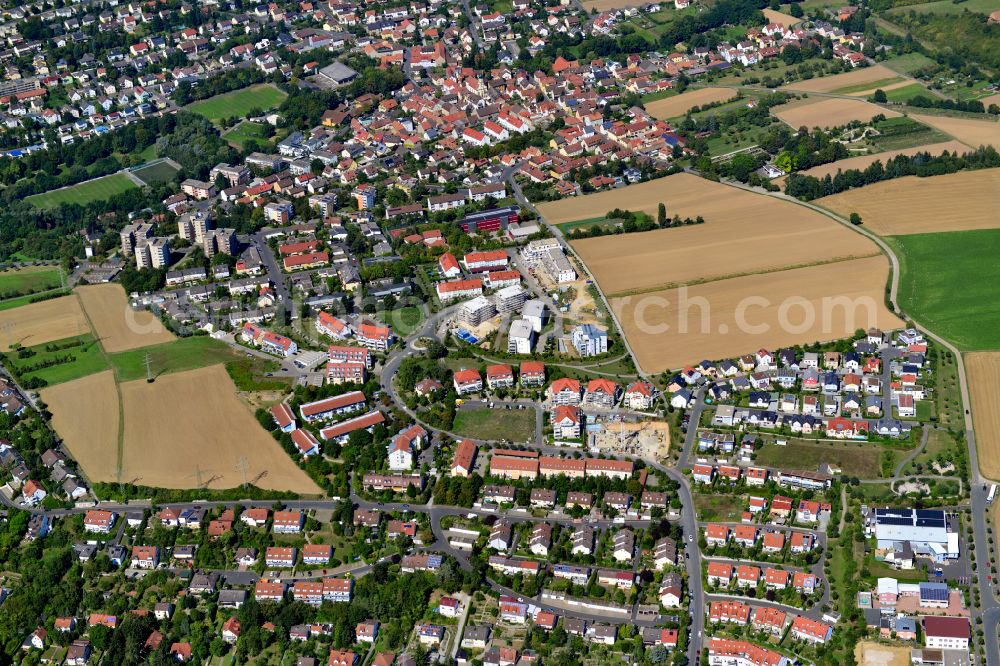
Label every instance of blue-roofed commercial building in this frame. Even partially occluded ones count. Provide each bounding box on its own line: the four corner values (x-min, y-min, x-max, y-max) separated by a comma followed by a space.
869, 508, 959, 563
918, 582, 951, 609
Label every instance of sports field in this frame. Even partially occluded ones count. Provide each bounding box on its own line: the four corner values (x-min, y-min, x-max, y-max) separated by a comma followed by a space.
772, 97, 900, 129
817, 168, 1000, 236
76, 284, 175, 353
645, 88, 738, 120
780, 64, 903, 93
118, 365, 319, 491
186, 84, 288, 123
965, 353, 1000, 480
25, 173, 137, 209
909, 113, 1000, 148
0, 265, 62, 299
131, 159, 180, 186
0, 295, 89, 350
888, 229, 1000, 350
611, 255, 902, 372
554, 173, 879, 296
41, 370, 121, 481
777, 140, 967, 183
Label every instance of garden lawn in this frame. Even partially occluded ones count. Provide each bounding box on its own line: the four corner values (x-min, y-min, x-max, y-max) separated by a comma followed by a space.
888, 229, 1000, 350
109, 336, 245, 382
377, 306, 425, 337
26, 173, 137, 209
186, 84, 288, 123
222, 121, 270, 149
453, 407, 535, 442
0, 266, 62, 299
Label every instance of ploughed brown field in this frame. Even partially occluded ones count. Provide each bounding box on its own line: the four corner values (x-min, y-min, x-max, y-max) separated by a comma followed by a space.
964, 352, 1000, 480
775, 140, 968, 185
556, 173, 879, 296
772, 97, 900, 129
645, 88, 738, 120
816, 168, 1000, 235
118, 365, 321, 492
779, 64, 901, 93
76, 284, 175, 352
0, 296, 89, 350
910, 113, 1000, 149
41, 370, 120, 480
612, 256, 903, 373
854, 642, 911, 666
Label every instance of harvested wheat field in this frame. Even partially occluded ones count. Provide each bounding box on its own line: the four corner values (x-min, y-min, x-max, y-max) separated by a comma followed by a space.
980, 93, 1000, 110
854, 642, 910, 666
553, 173, 880, 296
780, 64, 901, 93
119, 365, 320, 492
41, 370, 120, 482
910, 113, 1000, 149
0, 296, 89, 350
646, 88, 738, 120
612, 256, 902, 372
817, 168, 1000, 235
773, 97, 900, 129
762, 7, 801, 26
777, 140, 968, 184
76, 283, 174, 352
965, 352, 1000, 480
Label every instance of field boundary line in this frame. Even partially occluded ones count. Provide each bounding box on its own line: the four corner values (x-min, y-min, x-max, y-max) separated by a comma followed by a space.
73, 290, 125, 484
604, 251, 882, 298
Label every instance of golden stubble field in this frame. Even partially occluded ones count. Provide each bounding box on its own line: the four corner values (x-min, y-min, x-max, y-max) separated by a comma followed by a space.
0, 296, 89, 350
41, 370, 120, 479
118, 365, 320, 492
910, 113, 1000, 149
965, 352, 1000, 480
772, 97, 900, 129
645, 88, 738, 120
816, 168, 1000, 235
76, 284, 175, 352
612, 256, 903, 372
780, 64, 901, 93
552, 173, 879, 296
777, 140, 968, 184
762, 7, 801, 27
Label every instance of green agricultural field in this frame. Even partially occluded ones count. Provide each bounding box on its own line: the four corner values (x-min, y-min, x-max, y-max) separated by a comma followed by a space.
186, 84, 288, 123
882, 82, 934, 103
109, 336, 246, 382
888, 229, 1000, 350
752, 439, 884, 477
131, 159, 180, 186
4, 335, 109, 387
883, 53, 937, 75
453, 407, 535, 443
26, 173, 137, 209
0, 266, 62, 299
223, 121, 271, 149
832, 76, 906, 95
889, 0, 1000, 14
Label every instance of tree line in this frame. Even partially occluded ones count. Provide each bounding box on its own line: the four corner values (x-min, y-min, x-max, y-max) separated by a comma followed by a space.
784, 146, 1000, 200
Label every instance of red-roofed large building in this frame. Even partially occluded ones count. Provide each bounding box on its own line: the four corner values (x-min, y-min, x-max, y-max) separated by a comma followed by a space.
328, 345, 372, 368
623, 381, 656, 410
709, 600, 750, 625
316, 312, 352, 339
923, 616, 970, 650
299, 391, 366, 422
283, 251, 329, 271
438, 253, 461, 278
520, 361, 545, 387
585, 458, 633, 479
436, 278, 483, 302
462, 250, 508, 273
707, 638, 790, 666
320, 410, 385, 442
490, 455, 539, 480
486, 364, 514, 389
583, 378, 619, 408
356, 321, 393, 351
547, 378, 582, 404
84, 510, 116, 534
270, 403, 296, 432
790, 616, 833, 644
272, 511, 304, 533
326, 361, 366, 385
453, 368, 483, 395
255, 580, 286, 602
451, 439, 477, 477
291, 429, 321, 457
551, 405, 582, 440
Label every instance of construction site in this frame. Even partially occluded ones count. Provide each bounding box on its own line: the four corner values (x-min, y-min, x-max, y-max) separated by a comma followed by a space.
588, 417, 670, 461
